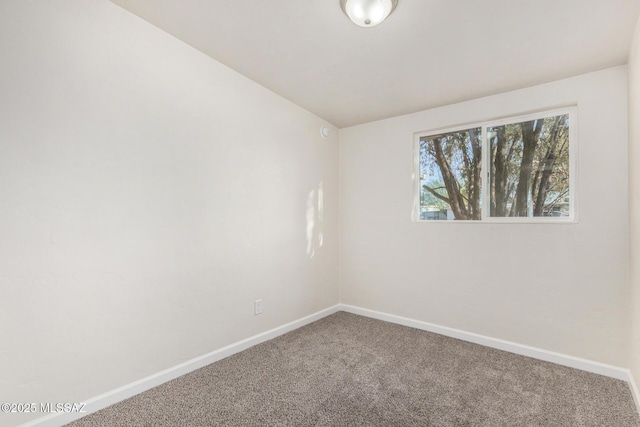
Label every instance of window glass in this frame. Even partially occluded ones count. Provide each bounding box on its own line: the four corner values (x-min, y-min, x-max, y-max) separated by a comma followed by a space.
419, 128, 482, 220
488, 114, 570, 217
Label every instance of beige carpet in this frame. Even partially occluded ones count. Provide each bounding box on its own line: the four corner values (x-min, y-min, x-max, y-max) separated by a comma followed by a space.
68, 312, 640, 426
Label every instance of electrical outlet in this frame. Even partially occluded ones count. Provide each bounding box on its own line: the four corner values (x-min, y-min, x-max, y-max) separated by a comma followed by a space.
254, 299, 263, 315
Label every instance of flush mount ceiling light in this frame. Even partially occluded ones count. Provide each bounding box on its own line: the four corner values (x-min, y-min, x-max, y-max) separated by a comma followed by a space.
340, 0, 398, 27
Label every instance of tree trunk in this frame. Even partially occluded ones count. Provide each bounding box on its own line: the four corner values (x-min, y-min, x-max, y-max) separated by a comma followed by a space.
432, 138, 468, 220
468, 128, 482, 219
514, 120, 542, 216
533, 116, 564, 216
492, 126, 509, 216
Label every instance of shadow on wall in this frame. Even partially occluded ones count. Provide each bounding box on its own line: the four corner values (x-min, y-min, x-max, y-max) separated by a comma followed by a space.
306, 181, 324, 259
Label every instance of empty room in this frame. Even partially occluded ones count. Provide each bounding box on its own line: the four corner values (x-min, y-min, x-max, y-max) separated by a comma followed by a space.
3, 0, 640, 425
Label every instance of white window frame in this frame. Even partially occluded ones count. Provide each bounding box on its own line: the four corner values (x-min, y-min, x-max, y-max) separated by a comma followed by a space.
412, 106, 578, 224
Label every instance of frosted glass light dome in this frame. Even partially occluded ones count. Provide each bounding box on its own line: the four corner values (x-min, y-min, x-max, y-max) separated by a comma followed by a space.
340, 0, 398, 27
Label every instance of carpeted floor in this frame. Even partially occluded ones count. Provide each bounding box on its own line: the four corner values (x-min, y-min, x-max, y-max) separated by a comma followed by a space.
68, 312, 640, 426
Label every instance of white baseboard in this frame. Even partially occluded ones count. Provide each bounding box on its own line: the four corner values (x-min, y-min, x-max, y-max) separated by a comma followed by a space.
21, 304, 340, 427
339, 304, 630, 381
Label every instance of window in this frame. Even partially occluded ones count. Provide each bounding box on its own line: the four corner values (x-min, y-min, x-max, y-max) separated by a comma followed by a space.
419, 127, 483, 220
415, 108, 576, 222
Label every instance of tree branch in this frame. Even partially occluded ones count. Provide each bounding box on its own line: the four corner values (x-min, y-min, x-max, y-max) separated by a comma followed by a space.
422, 185, 451, 205
544, 189, 569, 211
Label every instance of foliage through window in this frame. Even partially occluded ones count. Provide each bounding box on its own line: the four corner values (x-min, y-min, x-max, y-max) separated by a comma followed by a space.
419, 128, 482, 220
417, 109, 575, 221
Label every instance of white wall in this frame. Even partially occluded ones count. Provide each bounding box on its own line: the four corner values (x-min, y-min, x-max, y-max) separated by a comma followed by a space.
628, 14, 640, 402
0, 1, 338, 425
340, 66, 629, 367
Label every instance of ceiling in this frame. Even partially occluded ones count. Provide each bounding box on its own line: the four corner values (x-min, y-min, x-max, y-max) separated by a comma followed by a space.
109, 0, 640, 128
